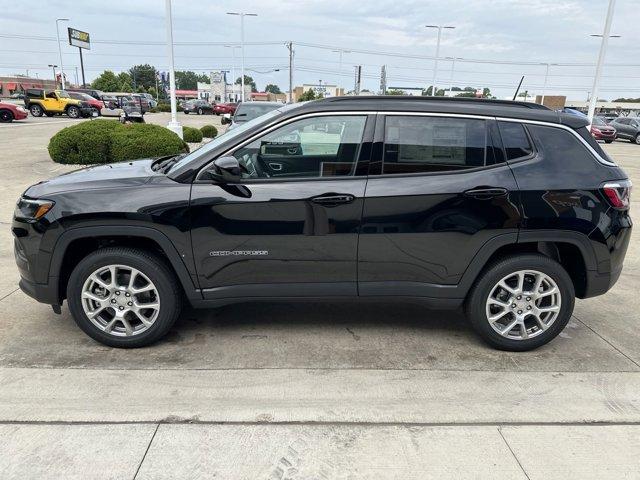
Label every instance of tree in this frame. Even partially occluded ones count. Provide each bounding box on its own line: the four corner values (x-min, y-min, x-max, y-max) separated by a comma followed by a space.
91, 70, 120, 92
422, 86, 445, 96
128, 64, 157, 90
136, 85, 147, 93
265, 84, 282, 94
386, 89, 406, 95
120, 81, 133, 93
147, 86, 158, 99
235, 75, 257, 92
175, 71, 202, 90
613, 97, 640, 102
297, 89, 318, 102
117, 72, 133, 90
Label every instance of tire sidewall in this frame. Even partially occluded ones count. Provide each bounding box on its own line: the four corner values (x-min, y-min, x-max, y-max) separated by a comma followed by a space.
0, 110, 13, 122
466, 255, 575, 351
67, 249, 180, 348
67, 106, 79, 118
30, 105, 43, 117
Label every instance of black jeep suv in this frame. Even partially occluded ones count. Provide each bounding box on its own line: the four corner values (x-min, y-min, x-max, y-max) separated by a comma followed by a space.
13, 97, 632, 350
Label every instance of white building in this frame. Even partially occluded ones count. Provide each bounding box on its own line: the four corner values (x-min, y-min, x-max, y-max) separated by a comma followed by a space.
197, 71, 251, 103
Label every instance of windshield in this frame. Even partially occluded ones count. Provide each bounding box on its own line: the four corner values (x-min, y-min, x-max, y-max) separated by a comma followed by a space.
234, 103, 281, 123
169, 104, 301, 173
57, 91, 70, 98
592, 117, 607, 126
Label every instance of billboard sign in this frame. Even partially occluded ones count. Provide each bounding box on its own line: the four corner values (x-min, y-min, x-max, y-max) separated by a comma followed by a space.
68, 28, 91, 50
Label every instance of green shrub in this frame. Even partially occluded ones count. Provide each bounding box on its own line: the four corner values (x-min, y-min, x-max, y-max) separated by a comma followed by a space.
110, 123, 189, 162
48, 120, 189, 165
48, 120, 120, 165
183, 126, 203, 143
200, 124, 218, 138
155, 103, 183, 112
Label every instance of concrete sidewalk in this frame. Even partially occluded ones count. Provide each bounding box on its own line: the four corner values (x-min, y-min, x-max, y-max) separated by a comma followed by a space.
2, 423, 639, 479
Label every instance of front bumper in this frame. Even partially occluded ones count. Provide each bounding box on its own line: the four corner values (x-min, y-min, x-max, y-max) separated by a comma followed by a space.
19, 277, 60, 305
79, 107, 93, 118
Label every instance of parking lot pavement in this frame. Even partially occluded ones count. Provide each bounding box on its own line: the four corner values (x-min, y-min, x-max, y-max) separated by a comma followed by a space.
0, 119, 639, 478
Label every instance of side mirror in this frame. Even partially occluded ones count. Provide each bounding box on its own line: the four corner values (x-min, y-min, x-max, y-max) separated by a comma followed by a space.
208, 156, 242, 183
221, 113, 231, 125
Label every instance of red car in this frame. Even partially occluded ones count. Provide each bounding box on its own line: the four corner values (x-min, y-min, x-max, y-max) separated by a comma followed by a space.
0, 100, 29, 122
590, 116, 617, 144
68, 91, 103, 116
213, 102, 237, 115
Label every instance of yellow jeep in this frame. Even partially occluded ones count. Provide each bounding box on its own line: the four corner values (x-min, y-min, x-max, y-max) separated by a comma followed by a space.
24, 88, 91, 118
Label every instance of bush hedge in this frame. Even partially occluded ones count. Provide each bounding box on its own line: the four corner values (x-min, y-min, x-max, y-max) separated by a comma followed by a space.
48, 119, 189, 165
182, 126, 203, 143
200, 124, 218, 138
153, 103, 183, 113
111, 123, 189, 162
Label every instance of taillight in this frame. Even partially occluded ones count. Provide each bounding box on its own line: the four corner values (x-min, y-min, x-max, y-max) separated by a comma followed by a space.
602, 181, 632, 210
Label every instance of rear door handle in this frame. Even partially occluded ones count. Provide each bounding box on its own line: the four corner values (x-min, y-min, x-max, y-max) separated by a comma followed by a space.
311, 194, 355, 206
463, 187, 508, 200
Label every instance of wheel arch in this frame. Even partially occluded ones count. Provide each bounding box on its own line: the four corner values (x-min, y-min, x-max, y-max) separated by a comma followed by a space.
51, 226, 200, 304
459, 231, 597, 299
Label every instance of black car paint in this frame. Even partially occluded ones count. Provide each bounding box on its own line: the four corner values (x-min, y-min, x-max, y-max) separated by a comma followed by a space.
13, 97, 632, 310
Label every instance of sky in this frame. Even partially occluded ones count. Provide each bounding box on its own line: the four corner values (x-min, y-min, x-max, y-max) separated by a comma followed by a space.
1, 0, 639, 100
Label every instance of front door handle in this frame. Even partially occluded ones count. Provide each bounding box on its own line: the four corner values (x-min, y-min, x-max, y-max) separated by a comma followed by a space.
311, 193, 355, 206
463, 187, 508, 200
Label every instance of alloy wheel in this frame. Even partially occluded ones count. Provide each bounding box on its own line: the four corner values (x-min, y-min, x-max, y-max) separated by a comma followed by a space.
485, 269, 561, 340
81, 264, 161, 337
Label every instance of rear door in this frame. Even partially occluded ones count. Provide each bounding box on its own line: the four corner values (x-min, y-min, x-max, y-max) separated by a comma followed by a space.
358, 113, 520, 297
190, 113, 374, 300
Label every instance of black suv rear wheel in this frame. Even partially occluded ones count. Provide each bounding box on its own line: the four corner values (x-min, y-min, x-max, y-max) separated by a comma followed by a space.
67, 247, 182, 348
465, 254, 574, 351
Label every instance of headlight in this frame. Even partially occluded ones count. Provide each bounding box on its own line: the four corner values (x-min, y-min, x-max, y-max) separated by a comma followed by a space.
16, 106, 27, 113
14, 197, 54, 221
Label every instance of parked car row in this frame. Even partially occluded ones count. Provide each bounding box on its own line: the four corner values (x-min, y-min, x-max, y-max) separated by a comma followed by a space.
182, 99, 239, 116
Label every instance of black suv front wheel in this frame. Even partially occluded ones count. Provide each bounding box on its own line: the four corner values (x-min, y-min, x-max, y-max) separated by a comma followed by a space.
67, 247, 182, 348
66, 105, 80, 118
465, 254, 574, 351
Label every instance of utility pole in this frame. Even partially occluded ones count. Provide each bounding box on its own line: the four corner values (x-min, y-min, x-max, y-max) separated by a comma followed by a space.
287, 41, 294, 102
446, 56, 458, 95
380, 65, 387, 94
425, 25, 455, 96
48, 64, 58, 85
164, 0, 182, 138
74, 66, 79, 86
587, 0, 619, 124
354, 65, 361, 95
227, 12, 258, 102
224, 45, 240, 101
55, 18, 69, 89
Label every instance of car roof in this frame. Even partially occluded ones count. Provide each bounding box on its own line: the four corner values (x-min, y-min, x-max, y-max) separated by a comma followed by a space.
292, 96, 589, 129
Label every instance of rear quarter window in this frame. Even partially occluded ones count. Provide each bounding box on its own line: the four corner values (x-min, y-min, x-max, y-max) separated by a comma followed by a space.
527, 124, 612, 165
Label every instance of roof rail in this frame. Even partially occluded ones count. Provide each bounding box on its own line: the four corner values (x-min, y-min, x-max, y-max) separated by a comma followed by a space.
321, 95, 550, 110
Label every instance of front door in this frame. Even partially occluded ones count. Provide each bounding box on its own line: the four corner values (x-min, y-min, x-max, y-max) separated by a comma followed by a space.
190, 113, 373, 300
358, 113, 520, 297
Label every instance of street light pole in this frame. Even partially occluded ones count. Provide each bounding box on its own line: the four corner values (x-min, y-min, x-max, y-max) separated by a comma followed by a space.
227, 12, 257, 103
164, 0, 182, 138
425, 25, 455, 96
224, 45, 240, 102
332, 49, 351, 88
588, 0, 620, 124
55, 18, 69, 89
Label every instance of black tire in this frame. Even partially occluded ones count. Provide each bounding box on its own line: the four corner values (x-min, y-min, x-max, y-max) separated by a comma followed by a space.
0, 109, 13, 123
184, 111, 189, 115
29, 104, 43, 117
635, 134, 640, 145
67, 247, 182, 348
66, 105, 80, 119
197, 108, 203, 115
605, 140, 613, 144
465, 254, 575, 351
91, 107, 100, 116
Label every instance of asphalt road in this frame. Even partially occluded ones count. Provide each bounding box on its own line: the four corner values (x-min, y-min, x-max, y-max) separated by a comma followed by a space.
0, 113, 639, 479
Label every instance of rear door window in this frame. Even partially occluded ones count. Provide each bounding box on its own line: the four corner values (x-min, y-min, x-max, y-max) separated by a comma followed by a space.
382, 115, 488, 174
